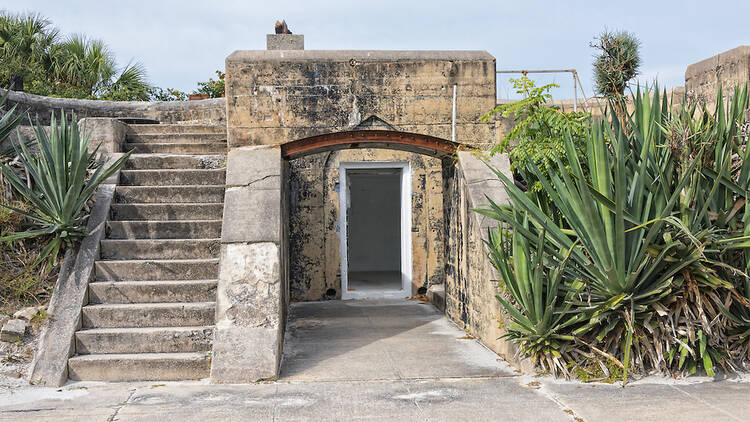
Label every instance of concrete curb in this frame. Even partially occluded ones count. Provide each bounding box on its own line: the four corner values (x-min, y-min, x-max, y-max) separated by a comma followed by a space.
29, 183, 117, 386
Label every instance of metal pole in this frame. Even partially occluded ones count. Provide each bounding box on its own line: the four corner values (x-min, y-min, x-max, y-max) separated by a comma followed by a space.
451, 85, 457, 143
573, 73, 578, 112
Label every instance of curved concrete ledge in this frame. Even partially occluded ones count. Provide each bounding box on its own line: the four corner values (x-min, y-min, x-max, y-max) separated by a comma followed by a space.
29, 179, 119, 386
1, 88, 226, 126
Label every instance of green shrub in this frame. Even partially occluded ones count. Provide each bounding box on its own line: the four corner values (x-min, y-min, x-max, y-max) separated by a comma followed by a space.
482, 77, 589, 219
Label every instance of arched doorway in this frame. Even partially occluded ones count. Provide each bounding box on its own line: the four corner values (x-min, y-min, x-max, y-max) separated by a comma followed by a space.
283, 131, 459, 301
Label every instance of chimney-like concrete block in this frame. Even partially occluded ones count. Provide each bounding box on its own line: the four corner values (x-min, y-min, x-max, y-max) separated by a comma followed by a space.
266, 34, 304, 50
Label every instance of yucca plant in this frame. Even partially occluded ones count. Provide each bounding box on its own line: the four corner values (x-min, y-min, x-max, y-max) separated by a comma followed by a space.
0, 87, 24, 146
487, 219, 585, 374
0, 111, 130, 265
481, 90, 705, 384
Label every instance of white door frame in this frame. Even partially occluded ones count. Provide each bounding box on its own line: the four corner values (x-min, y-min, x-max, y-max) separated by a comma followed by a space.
339, 161, 412, 299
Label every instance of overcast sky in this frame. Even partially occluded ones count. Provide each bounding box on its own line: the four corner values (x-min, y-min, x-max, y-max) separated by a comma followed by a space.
4, 0, 749, 99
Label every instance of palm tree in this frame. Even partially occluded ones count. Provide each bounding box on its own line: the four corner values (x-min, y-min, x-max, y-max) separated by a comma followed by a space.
0, 12, 58, 91
51, 35, 150, 100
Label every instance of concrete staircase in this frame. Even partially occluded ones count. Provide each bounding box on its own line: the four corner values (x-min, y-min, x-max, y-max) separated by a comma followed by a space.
67, 124, 227, 382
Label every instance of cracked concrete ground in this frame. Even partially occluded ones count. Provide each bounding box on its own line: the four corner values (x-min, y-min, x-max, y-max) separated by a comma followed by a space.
1, 299, 749, 421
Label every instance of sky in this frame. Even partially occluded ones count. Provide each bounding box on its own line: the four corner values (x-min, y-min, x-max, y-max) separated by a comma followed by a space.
4, 0, 749, 100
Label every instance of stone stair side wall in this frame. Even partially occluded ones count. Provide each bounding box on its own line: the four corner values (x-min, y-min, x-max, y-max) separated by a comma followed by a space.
210, 145, 289, 383
29, 169, 122, 386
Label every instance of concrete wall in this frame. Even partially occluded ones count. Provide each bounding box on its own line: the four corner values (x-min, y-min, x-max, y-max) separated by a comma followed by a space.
686, 46, 750, 108
224, 50, 496, 149
347, 171, 401, 272
443, 151, 530, 370
1, 88, 226, 126
287, 148, 445, 301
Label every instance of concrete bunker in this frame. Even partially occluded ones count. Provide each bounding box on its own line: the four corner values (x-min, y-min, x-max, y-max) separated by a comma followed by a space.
205, 47, 522, 383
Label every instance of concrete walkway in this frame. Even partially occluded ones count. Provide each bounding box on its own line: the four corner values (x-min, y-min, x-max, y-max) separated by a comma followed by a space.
1, 299, 750, 421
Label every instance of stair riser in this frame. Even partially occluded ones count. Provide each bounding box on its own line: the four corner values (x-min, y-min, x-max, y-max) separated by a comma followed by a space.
82, 304, 215, 328
95, 260, 219, 281
110, 204, 224, 221
68, 354, 210, 381
88, 281, 217, 304
100, 239, 220, 260
127, 133, 227, 143
106, 221, 222, 239
127, 125, 226, 135
120, 169, 225, 186
124, 155, 226, 170
125, 143, 226, 154
115, 186, 225, 204
75, 327, 213, 354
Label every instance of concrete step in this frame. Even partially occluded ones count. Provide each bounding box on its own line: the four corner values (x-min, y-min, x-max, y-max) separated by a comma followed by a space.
124, 154, 226, 170
95, 258, 219, 281
124, 142, 226, 154
127, 124, 226, 135
110, 203, 224, 221
114, 185, 225, 204
100, 239, 220, 260
126, 133, 227, 143
81, 302, 215, 328
106, 220, 222, 239
88, 280, 217, 304
68, 352, 211, 381
119, 169, 226, 186
75, 326, 213, 354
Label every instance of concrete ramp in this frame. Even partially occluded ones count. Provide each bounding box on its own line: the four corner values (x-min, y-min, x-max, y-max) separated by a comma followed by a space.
280, 300, 514, 381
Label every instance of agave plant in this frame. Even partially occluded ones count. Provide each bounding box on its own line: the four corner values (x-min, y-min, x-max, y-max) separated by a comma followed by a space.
0, 111, 130, 264
487, 220, 586, 374
481, 87, 711, 384
0, 87, 24, 145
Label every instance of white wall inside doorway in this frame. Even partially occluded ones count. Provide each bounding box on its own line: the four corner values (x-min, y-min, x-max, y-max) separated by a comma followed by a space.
339, 162, 412, 299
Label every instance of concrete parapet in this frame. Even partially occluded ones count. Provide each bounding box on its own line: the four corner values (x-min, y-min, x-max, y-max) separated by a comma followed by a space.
79, 117, 128, 154
29, 184, 117, 386
211, 145, 288, 383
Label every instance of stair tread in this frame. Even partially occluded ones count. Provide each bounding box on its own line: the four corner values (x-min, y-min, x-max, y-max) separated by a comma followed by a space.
95, 258, 219, 263
69, 352, 210, 361
83, 301, 216, 308
77, 326, 213, 334
100, 237, 221, 241
89, 279, 218, 285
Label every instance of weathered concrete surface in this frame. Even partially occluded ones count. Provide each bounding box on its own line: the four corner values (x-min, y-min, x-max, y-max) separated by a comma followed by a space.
211, 146, 288, 383
288, 148, 445, 301
78, 117, 128, 154
686, 46, 750, 109
280, 299, 514, 381
224, 50, 496, 148
444, 151, 533, 372
1, 88, 226, 126
3, 367, 750, 421
29, 184, 116, 387
266, 34, 304, 50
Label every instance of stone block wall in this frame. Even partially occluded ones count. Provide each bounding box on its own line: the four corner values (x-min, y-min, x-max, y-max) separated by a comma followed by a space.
224, 50, 496, 149
287, 148, 445, 300
443, 151, 530, 370
686, 46, 750, 109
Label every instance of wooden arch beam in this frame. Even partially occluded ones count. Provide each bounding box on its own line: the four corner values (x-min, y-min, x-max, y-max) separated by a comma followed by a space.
280, 130, 459, 160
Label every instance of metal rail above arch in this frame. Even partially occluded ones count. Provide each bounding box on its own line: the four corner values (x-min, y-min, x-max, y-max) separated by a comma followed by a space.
281, 130, 460, 159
